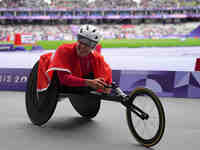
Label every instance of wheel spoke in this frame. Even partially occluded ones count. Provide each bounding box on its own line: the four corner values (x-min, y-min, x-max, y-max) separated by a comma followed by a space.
143, 121, 154, 139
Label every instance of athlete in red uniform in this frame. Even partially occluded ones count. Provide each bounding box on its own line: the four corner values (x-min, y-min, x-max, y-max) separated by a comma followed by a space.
37, 25, 112, 94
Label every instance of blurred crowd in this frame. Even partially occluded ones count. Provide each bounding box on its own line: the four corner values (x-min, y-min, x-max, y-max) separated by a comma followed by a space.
0, 22, 199, 41
0, 0, 199, 42
0, 0, 200, 9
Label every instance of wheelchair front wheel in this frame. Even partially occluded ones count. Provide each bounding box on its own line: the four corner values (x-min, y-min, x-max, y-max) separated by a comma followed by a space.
126, 88, 165, 147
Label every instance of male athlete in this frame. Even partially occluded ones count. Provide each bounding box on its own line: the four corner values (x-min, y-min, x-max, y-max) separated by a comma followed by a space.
37, 25, 112, 94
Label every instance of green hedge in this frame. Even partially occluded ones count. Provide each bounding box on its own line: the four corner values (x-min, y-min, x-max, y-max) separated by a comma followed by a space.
34, 38, 200, 50
1, 38, 200, 50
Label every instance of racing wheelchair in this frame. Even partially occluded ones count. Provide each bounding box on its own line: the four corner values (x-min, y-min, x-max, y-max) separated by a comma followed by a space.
25, 61, 166, 147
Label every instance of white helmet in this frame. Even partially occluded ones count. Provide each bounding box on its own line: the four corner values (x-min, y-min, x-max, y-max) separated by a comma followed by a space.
77, 24, 102, 48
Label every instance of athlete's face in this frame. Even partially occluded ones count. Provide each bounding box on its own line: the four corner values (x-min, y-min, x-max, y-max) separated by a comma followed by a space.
77, 41, 93, 57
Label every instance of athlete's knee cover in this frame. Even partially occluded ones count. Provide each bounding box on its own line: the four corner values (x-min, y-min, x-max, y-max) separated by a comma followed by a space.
37, 52, 54, 92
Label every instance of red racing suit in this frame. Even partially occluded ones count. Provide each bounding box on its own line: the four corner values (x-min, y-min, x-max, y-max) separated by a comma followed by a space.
36, 43, 112, 92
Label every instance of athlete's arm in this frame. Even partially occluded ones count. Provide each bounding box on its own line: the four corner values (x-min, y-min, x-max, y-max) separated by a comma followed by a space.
57, 71, 85, 87
57, 71, 110, 93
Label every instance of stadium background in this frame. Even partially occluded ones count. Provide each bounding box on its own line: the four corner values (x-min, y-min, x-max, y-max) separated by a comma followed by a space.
1, 0, 200, 98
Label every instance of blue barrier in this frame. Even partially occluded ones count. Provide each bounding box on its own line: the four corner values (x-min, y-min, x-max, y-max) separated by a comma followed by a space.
0, 44, 14, 51
1, 68, 200, 98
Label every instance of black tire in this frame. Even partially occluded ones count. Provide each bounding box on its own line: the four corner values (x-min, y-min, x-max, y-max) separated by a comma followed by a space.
25, 61, 58, 126
126, 88, 165, 147
68, 94, 101, 119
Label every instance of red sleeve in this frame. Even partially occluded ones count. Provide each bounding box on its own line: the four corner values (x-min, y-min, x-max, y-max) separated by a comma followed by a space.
57, 71, 86, 87
99, 55, 112, 85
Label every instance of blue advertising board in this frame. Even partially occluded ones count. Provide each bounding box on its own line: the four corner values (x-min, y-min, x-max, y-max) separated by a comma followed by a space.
0, 44, 14, 51
1, 68, 200, 98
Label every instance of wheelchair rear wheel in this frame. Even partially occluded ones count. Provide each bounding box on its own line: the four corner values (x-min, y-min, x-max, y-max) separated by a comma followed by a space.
25, 61, 58, 126
68, 94, 101, 119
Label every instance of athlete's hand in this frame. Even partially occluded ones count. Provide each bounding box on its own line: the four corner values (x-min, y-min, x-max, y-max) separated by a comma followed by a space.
85, 78, 109, 92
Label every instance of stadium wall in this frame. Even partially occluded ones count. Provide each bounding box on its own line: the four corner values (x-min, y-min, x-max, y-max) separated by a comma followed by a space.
1, 68, 200, 98
1, 48, 200, 98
